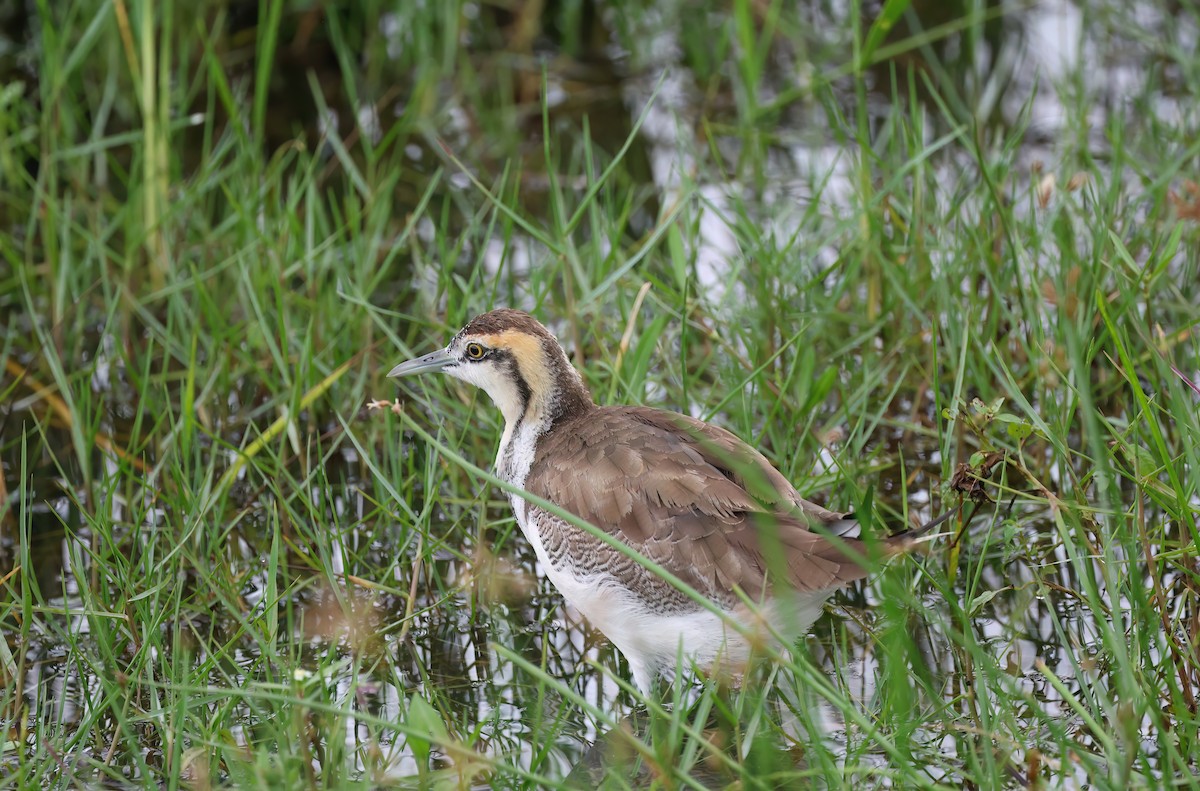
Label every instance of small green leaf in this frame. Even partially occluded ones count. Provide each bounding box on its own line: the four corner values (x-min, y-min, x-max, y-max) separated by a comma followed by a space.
1006, 421, 1033, 441
407, 695, 450, 767
793, 345, 816, 407
968, 588, 1004, 615
807, 365, 838, 412
859, 0, 913, 70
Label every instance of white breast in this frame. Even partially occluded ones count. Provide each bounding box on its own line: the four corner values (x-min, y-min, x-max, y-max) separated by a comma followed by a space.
496, 420, 538, 525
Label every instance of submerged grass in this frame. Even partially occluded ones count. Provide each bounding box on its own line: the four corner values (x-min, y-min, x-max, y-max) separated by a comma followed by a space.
2, 0, 1199, 788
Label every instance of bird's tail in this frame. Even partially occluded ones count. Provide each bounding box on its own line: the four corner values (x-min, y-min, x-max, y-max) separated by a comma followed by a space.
890, 502, 964, 549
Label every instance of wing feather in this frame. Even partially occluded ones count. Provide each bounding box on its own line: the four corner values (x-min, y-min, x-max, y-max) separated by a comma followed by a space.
522, 405, 878, 603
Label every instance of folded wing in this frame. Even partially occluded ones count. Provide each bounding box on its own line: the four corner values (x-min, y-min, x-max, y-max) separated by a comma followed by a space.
523, 406, 884, 605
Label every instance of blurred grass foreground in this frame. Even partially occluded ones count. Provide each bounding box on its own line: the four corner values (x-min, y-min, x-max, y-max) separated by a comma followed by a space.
2, 0, 1200, 788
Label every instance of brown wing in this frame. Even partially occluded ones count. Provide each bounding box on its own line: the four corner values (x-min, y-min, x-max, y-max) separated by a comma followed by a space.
522, 405, 879, 604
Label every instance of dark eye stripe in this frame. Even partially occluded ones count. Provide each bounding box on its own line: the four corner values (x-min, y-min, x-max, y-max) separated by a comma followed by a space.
497, 350, 532, 414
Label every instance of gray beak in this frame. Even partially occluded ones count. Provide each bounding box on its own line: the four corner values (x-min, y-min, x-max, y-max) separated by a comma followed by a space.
387, 348, 454, 378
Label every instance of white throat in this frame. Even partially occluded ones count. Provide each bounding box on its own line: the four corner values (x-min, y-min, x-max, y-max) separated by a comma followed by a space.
495, 399, 551, 488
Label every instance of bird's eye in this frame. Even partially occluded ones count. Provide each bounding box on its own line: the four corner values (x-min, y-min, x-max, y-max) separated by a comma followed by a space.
464, 342, 486, 360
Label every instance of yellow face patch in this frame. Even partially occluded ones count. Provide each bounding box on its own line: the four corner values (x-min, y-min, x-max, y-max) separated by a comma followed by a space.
474, 330, 553, 400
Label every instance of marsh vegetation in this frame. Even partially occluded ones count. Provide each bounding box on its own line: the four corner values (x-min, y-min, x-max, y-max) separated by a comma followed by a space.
2, 0, 1199, 787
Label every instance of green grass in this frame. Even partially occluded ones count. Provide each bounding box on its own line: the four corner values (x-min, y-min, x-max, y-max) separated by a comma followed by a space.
2, 0, 1199, 788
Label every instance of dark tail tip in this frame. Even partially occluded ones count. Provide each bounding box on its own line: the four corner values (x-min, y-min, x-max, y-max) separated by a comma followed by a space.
887, 502, 964, 550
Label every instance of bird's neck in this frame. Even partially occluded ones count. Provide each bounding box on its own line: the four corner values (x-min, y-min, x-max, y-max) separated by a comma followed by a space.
494, 351, 593, 485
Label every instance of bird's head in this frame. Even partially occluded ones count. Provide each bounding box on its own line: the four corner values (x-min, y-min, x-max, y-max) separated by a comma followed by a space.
389, 309, 593, 427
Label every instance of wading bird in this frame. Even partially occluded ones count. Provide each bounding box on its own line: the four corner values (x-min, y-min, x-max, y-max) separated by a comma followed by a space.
390, 309, 950, 692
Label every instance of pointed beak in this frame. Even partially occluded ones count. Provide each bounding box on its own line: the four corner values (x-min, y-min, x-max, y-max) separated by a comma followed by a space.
387, 348, 454, 378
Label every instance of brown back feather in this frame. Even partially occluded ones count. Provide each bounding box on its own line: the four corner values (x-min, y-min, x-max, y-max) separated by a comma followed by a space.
523, 405, 889, 603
